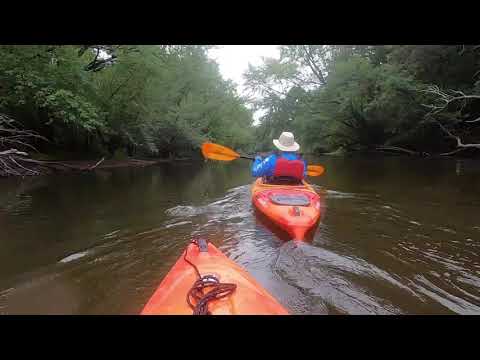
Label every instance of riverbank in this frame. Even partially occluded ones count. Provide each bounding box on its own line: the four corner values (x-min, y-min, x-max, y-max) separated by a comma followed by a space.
315, 146, 480, 158
52, 158, 191, 169
0, 156, 192, 178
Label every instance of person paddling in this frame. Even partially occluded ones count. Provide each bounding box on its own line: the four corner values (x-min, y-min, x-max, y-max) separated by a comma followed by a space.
252, 132, 307, 185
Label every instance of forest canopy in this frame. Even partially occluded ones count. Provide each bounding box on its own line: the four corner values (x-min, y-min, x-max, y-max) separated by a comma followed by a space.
0, 45, 254, 159
1, 45, 480, 167
245, 45, 480, 156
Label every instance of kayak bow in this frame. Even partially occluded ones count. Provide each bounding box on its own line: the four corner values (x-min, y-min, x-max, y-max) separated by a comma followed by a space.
141, 239, 289, 315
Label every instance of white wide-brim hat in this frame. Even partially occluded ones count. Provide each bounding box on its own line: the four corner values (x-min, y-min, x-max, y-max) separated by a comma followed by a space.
273, 132, 300, 152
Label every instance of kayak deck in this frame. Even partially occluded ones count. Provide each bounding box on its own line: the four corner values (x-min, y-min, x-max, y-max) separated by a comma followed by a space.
252, 178, 321, 241
141, 240, 289, 315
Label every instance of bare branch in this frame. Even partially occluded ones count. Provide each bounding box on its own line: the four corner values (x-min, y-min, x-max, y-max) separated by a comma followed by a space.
0, 157, 20, 176
88, 157, 105, 170
0, 113, 48, 176
0, 149, 28, 156
376, 146, 419, 155
440, 147, 470, 156
301, 45, 326, 85
465, 116, 480, 124
421, 85, 480, 128
9, 156, 40, 175
435, 120, 480, 151
109, 71, 135, 100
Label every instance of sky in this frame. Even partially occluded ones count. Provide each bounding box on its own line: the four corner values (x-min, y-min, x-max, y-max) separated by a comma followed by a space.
208, 45, 280, 98
208, 45, 280, 124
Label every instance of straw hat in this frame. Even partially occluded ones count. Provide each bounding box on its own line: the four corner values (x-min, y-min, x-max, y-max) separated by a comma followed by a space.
273, 132, 300, 152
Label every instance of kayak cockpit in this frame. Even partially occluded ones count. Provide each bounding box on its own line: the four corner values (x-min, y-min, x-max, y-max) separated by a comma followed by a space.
269, 192, 311, 206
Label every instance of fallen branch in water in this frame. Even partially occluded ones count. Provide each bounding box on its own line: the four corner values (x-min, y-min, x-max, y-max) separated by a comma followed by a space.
0, 147, 109, 176
18, 157, 79, 169
8, 155, 40, 175
87, 157, 105, 170
1, 114, 161, 177
440, 147, 471, 156
375, 145, 422, 156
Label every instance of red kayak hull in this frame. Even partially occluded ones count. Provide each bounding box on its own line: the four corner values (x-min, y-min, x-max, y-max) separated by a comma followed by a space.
252, 179, 322, 241
141, 241, 289, 315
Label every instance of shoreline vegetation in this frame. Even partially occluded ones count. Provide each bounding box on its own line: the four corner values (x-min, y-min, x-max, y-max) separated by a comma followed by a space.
1, 45, 480, 178
0, 45, 254, 178
0, 146, 474, 178
246, 45, 480, 158
0, 152, 193, 177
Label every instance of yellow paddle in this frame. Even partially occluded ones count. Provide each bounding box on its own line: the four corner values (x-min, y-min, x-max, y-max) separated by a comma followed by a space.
201, 142, 325, 177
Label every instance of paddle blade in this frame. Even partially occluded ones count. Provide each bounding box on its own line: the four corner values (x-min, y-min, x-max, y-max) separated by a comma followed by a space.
306, 165, 325, 177
201, 142, 241, 161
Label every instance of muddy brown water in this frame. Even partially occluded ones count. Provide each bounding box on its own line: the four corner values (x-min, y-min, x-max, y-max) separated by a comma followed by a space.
1, 155, 479, 314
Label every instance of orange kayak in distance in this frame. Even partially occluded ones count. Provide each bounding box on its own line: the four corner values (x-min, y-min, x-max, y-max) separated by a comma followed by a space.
141, 239, 289, 315
251, 178, 322, 241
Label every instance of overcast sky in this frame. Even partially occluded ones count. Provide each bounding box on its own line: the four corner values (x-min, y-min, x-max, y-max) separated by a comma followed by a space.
208, 45, 280, 123
208, 45, 280, 96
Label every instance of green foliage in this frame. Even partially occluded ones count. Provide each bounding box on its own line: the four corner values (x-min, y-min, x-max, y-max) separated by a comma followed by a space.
319, 58, 423, 149
388, 45, 479, 89
247, 45, 480, 155
40, 89, 104, 130
0, 45, 253, 158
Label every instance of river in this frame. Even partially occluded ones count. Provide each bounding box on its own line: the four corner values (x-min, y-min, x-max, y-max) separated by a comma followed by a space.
1, 155, 479, 314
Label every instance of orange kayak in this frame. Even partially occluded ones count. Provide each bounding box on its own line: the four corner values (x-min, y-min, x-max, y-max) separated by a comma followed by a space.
251, 178, 322, 241
141, 239, 289, 315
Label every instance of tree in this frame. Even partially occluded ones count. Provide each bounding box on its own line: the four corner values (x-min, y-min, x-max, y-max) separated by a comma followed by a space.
246, 45, 480, 156
0, 45, 254, 165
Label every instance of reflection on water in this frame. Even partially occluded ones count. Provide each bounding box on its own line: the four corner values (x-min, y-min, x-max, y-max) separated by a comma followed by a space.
0, 156, 479, 314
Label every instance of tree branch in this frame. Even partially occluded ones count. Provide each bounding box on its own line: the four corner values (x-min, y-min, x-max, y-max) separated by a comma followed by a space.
0, 149, 28, 156
422, 85, 480, 117
8, 156, 40, 175
440, 147, 470, 156
301, 46, 326, 85
436, 120, 480, 151
465, 116, 480, 124
376, 145, 419, 155
109, 71, 135, 100
88, 157, 105, 170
